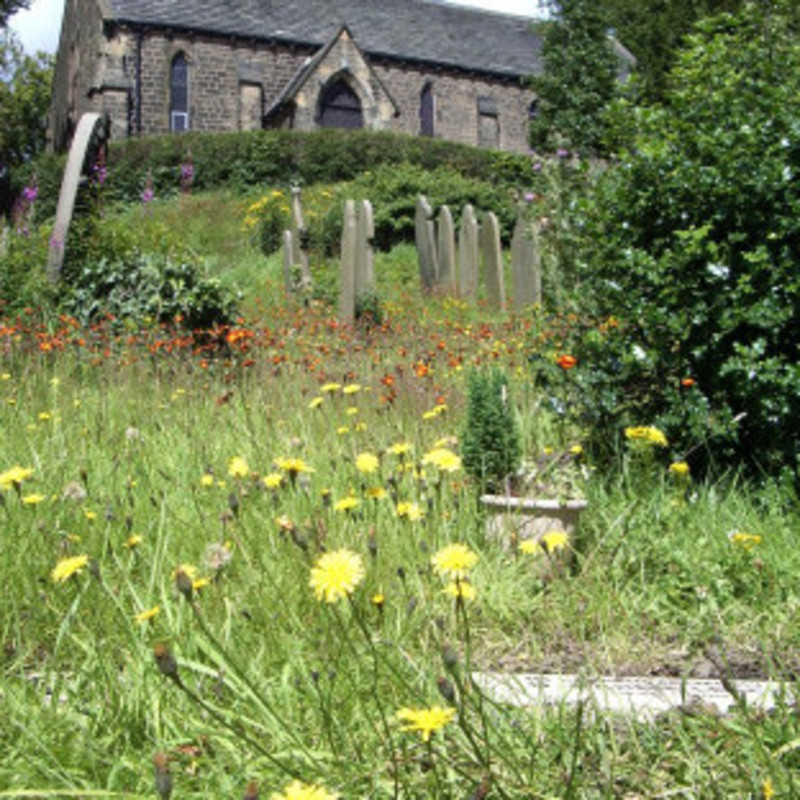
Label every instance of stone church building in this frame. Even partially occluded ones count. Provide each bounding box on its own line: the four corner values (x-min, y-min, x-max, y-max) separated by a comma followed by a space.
50, 0, 548, 154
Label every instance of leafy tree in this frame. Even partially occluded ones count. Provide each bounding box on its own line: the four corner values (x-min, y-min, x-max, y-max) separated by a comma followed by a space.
595, 0, 745, 103
0, 31, 52, 213
574, 0, 800, 479
529, 0, 622, 156
0, 0, 29, 29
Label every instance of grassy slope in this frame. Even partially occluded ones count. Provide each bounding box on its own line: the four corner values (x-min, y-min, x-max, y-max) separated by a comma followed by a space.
0, 187, 797, 798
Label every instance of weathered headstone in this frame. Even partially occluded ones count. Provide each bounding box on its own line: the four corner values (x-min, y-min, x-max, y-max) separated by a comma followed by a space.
354, 199, 375, 297
282, 229, 294, 294
437, 204, 457, 293
339, 199, 357, 322
47, 112, 111, 282
480, 211, 506, 311
415, 195, 438, 292
290, 185, 312, 287
458, 204, 479, 299
511, 210, 541, 310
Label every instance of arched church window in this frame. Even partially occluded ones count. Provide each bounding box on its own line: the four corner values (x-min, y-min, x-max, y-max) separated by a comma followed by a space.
319, 79, 363, 129
420, 82, 434, 137
170, 53, 189, 132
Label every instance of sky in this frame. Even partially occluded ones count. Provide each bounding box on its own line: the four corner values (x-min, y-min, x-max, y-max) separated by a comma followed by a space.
8, 0, 546, 55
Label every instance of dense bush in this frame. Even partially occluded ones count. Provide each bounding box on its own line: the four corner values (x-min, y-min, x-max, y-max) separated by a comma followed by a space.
0, 223, 53, 314
17, 129, 539, 225
315, 163, 520, 254
572, 1, 800, 478
59, 250, 236, 329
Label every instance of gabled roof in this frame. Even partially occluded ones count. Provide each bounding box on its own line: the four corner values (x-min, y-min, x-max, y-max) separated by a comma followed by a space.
263, 25, 399, 123
105, 0, 544, 78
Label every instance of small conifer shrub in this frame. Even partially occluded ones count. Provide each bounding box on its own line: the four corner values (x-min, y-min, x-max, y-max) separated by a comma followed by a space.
461, 368, 520, 492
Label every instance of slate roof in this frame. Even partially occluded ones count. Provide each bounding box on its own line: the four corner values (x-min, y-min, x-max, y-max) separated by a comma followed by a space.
105, 0, 544, 78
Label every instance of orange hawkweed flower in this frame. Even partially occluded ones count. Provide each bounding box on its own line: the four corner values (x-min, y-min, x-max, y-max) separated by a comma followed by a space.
556, 354, 577, 370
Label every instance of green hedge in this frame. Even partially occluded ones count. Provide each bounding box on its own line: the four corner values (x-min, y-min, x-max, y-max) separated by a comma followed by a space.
18, 129, 537, 223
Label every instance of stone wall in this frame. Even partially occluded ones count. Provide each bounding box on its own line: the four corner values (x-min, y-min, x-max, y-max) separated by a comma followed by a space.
374, 60, 534, 153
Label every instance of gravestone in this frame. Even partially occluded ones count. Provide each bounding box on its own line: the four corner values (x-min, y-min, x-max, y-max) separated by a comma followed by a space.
355, 199, 375, 297
339, 200, 357, 322
290, 186, 312, 287
415, 195, 438, 292
458, 204, 479, 299
511, 211, 541, 310
282, 230, 294, 294
47, 112, 111, 282
480, 211, 506, 311
437, 205, 457, 293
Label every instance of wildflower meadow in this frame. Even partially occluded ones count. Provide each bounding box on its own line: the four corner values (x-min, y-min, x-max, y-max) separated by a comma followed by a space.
4, 84, 800, 794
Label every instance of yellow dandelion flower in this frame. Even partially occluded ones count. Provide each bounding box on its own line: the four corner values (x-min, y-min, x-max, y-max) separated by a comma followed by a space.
275, 457, 314, 475
669, 461, 690, 478
396, 501, 425, 521
366, 487, 387, 500
336, 426, 350, 435
172, 563, 198, 580
135, 605, 160, 624
200, 473, 215, 487
334, 496, 360, 513
396, 705, 456, 742
431, 543, 478, 579
84, 510, 97, 521
228, 456, 250, 478
570, 444, 583, 456
51, 554, 90, 583
342, 383, 361, 395
0, 465, 33, 490
728, 531, 762, 550
519, 539, 539, 555
371, 592, 385, 607
125, 534, 143, 549
320, 382, 341, 393
762, 778, 775, 800
624, 426, 668, 447
355, 452, 379, 474
540, 530, 569, 553
308, 396, 324, 409
309, 548, 365, 603
263, 472, 283, 489
434, 436, 458, 449
192, 577, 211, 591
21, 493, 46, 505
354, 422, 367, 432
387, 441, 412, 456
422, 447, 462, 472
346, 406, 358, 416
270, 779, 339, 800
422, 409, 439, 420
38, 411, 52, 421
443, 580, 476, 601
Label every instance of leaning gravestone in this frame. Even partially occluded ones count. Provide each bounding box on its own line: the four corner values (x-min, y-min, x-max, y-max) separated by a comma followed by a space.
458, 204, 479, 299
511, 211, 541, 310
354, 199, 375, 298
339, 200, 357, 322
290, 186, 312, 287
480, 211, 506, 311
415, 195, 438, 292
437, 204, 457, 294
47, 112, 111, 282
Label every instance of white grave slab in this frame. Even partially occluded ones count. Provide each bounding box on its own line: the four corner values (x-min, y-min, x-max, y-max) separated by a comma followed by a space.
473, 672, 793, 720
